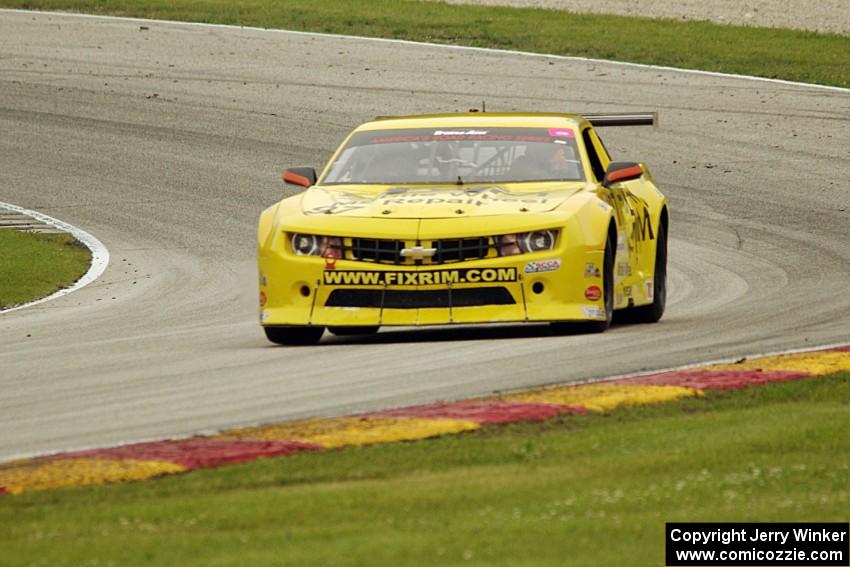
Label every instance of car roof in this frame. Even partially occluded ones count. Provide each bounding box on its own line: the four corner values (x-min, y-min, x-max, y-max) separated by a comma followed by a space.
355, 112, 586, 131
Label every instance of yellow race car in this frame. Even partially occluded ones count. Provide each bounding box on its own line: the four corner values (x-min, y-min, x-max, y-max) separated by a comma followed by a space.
257, 112, 668, 345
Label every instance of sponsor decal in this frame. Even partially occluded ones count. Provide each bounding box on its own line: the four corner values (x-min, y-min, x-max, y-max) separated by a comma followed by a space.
433, 130, 489, 136
525, 259, 561, 274
379, 186, 552, 207
259, 291, 267, 307
325, 255, 337, 270
615, 292, 623, 306
260, 310, 269, 322
624, 286, 633, 297
585, 285, 602, 302
353, 128, 562, 146
584, 263, 601, 278
323, 268, 518, 287
305, 186, 563, 215
632, 208, 655, 241
344, 127, 586, 147
581, 306, 607, 319
617, 233, 627, 251
617, 263, 632, 277
646, 278, 654, 302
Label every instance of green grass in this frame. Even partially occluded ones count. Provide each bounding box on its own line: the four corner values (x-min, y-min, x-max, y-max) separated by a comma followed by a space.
3, 0, 849, 88
0, 230, 91, 308
1, 374, 848, 566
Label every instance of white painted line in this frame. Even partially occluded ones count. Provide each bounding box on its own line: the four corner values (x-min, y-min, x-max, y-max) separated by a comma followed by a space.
2, 8, 849, 94
0, 202, 110, 314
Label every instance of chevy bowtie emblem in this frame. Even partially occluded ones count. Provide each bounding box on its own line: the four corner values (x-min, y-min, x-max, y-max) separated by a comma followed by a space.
400, 246, 437, 261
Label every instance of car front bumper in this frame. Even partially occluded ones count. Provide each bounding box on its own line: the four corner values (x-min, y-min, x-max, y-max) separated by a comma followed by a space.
258, 247, 607, 327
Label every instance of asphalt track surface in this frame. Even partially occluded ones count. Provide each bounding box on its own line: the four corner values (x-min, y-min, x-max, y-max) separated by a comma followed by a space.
1, 11, 848, 460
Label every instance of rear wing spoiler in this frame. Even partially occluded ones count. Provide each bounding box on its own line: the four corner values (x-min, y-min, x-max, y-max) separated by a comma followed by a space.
583, 112, 657, 127
372, 112, 658, 126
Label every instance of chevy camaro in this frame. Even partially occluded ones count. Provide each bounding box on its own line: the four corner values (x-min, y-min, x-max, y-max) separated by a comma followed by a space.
257, 112, 668, 345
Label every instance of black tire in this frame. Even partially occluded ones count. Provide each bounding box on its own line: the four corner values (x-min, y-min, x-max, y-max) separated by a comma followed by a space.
584, 234, 615, 333
620, 221, 667, 324
327, 326, 380, 336
264, 326, 324, 346
551, 234, 614, 334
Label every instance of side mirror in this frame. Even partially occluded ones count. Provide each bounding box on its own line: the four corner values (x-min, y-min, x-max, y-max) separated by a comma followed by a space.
602, 162, 643, 188
282, 167, 318, 188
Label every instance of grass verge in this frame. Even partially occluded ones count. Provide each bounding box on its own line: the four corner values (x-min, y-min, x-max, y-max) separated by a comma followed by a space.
1, 373, 848, 566
0, 230, 91, 308
2, 0, 849, 88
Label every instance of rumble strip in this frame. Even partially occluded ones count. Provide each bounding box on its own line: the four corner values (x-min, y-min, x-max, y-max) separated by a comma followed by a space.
2, 346, 849, 494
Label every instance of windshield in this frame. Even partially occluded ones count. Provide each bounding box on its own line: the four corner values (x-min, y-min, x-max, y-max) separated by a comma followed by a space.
322, 127, 585, 185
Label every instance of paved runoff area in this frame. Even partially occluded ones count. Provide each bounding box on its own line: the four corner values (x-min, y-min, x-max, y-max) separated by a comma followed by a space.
2, 12, 849, 468
2, 346, 848, 495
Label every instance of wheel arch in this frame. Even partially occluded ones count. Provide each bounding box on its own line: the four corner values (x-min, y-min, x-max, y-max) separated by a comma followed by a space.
607, 218, 618, 251
658, 206, 669, 238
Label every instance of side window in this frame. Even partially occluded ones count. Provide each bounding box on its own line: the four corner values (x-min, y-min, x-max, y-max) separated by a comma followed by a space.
588, 129, 612, 170
582, 128, 605, 182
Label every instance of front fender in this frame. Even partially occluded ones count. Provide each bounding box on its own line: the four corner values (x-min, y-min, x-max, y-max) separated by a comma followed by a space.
563, 192, 615, 250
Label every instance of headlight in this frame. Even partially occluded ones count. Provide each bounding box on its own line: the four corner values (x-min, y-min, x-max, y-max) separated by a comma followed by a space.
290, 233, 342, 258
521, 230, 556, 252
497, 230, 558, 256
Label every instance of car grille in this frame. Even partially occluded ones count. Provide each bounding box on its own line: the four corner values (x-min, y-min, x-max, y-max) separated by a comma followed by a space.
350, 238, 405, 264
325, 288, 515, 309
432, 237, 490, 263
347, 237, 496, 265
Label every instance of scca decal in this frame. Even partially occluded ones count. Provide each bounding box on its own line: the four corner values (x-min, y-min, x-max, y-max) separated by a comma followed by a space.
323, 268, 518, 286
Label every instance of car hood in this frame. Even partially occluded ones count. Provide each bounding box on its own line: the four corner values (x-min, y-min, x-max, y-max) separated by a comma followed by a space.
300, 185, 582, 218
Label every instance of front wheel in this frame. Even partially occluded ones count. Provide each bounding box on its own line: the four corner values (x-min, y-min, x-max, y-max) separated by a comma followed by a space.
584, 234, 614, 333
551, 234, 614, 334
264, 326, 325, 346
618, 221, 667, 324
